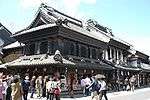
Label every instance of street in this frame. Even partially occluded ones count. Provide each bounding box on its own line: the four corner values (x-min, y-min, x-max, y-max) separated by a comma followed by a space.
29, 88, 150, 100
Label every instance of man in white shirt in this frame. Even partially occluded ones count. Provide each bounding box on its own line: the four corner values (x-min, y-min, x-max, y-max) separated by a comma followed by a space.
98, 78, 108, 100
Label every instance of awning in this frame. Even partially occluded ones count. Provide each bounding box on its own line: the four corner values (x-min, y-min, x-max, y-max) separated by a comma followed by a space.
141, 63, 150, 72
0, 64, 7, 69
5, 53, 75, 67
76, 61, 115, 70
115, 65, 141, 71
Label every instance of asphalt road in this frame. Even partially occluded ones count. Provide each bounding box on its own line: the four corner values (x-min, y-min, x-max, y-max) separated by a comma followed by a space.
29, 88, 150, 100
108, 89, 150, 100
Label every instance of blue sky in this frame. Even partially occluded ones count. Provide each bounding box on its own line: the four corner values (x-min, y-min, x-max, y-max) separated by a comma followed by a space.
0, 0, 150, 55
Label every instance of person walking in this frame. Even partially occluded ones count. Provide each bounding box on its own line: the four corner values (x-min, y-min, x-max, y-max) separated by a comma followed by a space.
42, 76, 48, 98
129, 75, 136, 92
53, 77, 61, 100
2, 79, 7, 100
21, 76, 30, 100
84, 75, 91, 96
6, 75, 13, 100
11, 76, 23, 100
124, 77, 129, 91
87, 75, 101, 100
46, 76, 54, 100
98, 77, 108, 100
30, 76, 36, 98
0, 79, 5, 100
35, 76, 43, 98
80, 75, 86, 96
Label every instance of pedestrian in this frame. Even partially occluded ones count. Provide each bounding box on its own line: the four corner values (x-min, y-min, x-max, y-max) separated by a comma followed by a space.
86, 75, 100, 100
0, 79, 5, 100
46, 76, 54, 100
53, 77, 61, 100
6, 75, 13, 100
42, 76, 48, 98
35, 76, 43, 98
30, 76, 36, 98
80, 75, 86, 95
98, 77, 108, 100
21, 75, 30, 100
129, 75, 136, 92
84, 75, 91, 96
115, 79, 120, 91
2, 78, 7, 100
11, 76, 23, 100
124, 77, 129, 91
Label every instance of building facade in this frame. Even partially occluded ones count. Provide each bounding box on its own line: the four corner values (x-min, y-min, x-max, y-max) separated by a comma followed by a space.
2, 3, 150, 90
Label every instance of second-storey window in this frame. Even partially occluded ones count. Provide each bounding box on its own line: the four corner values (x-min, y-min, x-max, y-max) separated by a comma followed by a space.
118, 51, 121, 60
70, 43, 76, 55
80, 45, 88, 58
27, 43, 35, 55
40, 41, 48, 54
97, 50, 103, 60
91, 48, 96, 59
63, 40, 76, 56
48, 41, 58, 54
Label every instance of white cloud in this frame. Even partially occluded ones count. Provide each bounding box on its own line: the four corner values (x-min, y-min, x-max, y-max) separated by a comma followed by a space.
19, 0, 96, 17
20, 0, 47, 9
82, 0, 96, 4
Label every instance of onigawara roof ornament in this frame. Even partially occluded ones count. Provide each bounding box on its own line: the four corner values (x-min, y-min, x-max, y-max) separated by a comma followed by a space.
54, 50, 63, 63
86, 19, 114, 36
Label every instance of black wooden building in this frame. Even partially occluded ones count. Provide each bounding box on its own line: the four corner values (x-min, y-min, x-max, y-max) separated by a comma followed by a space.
2, 3, 150, 89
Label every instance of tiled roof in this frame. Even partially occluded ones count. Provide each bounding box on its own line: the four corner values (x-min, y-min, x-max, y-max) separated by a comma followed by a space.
115, 65, 141, 71
62, 23, 110, 43
76, 61, 115, 70
141, 63, 150, 72
13, 24, 57, 37
5, 54, 75, 67
0, 63, 7, 69
0, 23, 16, 46
13, 4, 110, 43
3, 41, 25, 49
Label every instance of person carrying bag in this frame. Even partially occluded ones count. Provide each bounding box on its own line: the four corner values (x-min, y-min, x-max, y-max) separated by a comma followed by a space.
53, 78, 61, 100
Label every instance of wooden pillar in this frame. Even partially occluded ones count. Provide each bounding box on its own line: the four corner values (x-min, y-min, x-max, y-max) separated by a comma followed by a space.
89, 47, 92, 59
78, 44, 81, 57
117, 69, 120, 80
116, 50, 119, 60
113, 48, 116, 60
105, 50, 109, 60
110, 47, 112, 60
102, 50, 105, 60
137, 73, 140, 87
120, 51, 123, 62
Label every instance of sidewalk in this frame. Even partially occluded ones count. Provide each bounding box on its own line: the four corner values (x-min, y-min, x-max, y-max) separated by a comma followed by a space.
28, 87, 150, 100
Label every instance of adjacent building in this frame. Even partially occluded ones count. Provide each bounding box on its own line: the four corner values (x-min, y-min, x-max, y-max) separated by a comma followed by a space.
0, 23, 16, 64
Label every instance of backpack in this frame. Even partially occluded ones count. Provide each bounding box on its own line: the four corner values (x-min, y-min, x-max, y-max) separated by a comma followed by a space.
95, 80, 101, 92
